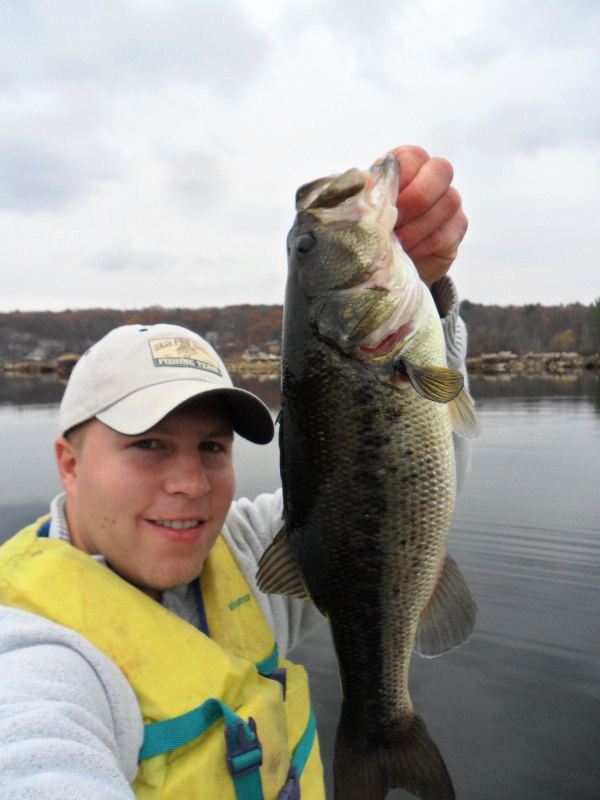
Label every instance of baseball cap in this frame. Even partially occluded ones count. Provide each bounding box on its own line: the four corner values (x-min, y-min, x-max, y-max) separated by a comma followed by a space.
59, 323, 274, 444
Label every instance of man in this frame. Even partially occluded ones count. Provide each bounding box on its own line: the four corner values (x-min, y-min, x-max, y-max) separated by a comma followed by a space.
0, 146, 469, 799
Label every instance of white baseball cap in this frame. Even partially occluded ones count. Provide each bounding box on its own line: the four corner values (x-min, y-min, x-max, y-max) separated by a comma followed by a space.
59, 323, 274, 444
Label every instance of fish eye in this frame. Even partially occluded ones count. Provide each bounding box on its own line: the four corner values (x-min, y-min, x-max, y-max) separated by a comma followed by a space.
296, 233, 317, 254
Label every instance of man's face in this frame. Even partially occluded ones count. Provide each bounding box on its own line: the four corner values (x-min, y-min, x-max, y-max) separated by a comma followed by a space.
56, 396, 235, 599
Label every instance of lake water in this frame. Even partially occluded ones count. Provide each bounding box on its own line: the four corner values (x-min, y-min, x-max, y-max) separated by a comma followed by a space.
1, 371, 599, 799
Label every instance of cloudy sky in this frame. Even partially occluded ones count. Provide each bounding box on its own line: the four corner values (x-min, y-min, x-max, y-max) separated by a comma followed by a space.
1, 0, 598, 312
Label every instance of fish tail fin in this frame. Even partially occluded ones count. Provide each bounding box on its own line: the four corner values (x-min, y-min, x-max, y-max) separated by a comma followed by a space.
334, 709, 455, 800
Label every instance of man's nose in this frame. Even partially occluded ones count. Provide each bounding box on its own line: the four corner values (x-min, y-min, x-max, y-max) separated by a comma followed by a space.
164, 452, 210, 497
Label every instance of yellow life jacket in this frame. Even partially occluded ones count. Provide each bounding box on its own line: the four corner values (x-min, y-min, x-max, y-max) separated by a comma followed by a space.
0, 517, 325, 800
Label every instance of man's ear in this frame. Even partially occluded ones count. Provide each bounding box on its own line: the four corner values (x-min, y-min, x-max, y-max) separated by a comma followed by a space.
55, 437, 79, 495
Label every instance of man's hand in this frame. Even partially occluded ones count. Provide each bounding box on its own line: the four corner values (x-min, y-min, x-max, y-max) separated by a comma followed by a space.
389, 145, 468, 286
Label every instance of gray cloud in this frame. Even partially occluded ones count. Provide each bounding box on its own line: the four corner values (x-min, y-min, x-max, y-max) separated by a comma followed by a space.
90, 248, 170, 273
278, 0, 416, 64
165, 153, 221, 208
0, 1, 271, 214
0, 129, 117, 213
498, 0, 600, 47
0, 0, 270, 93
298, 0, 409, 41
443, 0, 600, 67
471, 98, 600, 156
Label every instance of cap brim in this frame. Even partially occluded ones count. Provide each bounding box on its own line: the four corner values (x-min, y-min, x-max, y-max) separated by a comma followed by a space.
96, 380, 275, 444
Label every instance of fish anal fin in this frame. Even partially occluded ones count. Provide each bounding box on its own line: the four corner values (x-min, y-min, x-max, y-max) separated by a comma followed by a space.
395, 358, 463, 403
334, 709, 455, 800
256, 526, 311, 601
414, 552, 476, 658
448, 387, 481, 439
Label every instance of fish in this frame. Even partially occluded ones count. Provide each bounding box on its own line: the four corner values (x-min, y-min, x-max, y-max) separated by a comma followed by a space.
257, 154, 480, 800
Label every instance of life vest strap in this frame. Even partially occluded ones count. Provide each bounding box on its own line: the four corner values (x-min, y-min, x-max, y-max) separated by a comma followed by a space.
255, 644, 279, 676
141, 698, 265, 800
291, 705, 316, 775
275, 707, 317, 800
141, 700, 317, 800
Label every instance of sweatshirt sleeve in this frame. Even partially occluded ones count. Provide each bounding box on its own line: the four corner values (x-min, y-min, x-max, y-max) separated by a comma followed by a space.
431, 275, 468, 374
431, 275, 473, 492
0, 605, 143, 799
222, 490, 325, 658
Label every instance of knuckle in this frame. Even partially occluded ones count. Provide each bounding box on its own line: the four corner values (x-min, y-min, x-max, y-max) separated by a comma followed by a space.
444, 186, 462, 216
430, 156, 454, 186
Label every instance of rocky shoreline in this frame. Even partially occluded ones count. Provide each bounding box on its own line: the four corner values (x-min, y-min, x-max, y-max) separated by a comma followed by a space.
3, 350, 600, 381
2, 354, 79, 379
225, 351, 600, 379
466, 351, 600, 376
223, 354, 281, 379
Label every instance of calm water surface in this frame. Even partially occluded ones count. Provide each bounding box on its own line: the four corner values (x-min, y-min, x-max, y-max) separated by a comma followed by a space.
1, 372, 599, 799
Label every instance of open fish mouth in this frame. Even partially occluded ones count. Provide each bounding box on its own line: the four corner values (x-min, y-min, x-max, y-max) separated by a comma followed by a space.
363, 155, 402, 231
296, 154, 400, 234
289, 153, 424, 358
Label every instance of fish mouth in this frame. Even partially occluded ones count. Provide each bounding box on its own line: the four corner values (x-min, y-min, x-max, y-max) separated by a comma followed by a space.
363, 155, 401, 233
349, 156, 424, 356
294, 155, 423, 357
296, 154, 400, 234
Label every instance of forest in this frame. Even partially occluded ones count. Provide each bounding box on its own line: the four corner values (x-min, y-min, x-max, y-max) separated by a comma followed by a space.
1, 298, 599, 365
459, 299, 600, 356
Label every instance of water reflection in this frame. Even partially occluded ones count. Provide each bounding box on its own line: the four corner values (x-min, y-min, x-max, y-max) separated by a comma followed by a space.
1, 372, 600, 799
0, 373, 65, 406
468, 371, 600, 403
2, 368, 599, 410
291, 393, 600, 799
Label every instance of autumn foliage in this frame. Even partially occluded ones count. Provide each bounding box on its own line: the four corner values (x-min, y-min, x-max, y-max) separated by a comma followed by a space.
1, 300, 599, 365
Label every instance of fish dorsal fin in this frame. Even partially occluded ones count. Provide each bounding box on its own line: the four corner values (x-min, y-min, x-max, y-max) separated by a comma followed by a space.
256, 526, 312, 601
414, 552, 476, 658
448, 387, 481, 439
396, 358, 464, 403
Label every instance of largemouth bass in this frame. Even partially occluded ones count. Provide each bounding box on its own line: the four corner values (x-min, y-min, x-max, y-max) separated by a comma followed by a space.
257, 154, 479, 800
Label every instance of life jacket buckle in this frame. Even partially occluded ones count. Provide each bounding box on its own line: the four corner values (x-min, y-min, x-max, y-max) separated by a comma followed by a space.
225, 716, 263, 778
277, 765, 300, 800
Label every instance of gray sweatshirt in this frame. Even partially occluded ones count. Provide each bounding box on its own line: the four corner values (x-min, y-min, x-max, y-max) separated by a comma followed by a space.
0, 277, 470, 798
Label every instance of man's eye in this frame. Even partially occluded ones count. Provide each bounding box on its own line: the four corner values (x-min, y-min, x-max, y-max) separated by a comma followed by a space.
134, 439, 159, 450
200, 441, 222, 453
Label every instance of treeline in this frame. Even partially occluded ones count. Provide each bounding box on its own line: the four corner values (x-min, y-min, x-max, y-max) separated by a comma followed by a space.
0, 305, 283, 363
1, 299, 599, 363
460, 300, 600, 356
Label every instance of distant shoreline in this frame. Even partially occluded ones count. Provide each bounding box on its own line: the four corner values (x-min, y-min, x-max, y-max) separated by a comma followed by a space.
4, 350, 599, 380
466, 351, 600, 376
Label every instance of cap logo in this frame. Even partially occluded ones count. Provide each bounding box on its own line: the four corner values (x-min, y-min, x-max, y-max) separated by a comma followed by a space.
149, 337, 222, 376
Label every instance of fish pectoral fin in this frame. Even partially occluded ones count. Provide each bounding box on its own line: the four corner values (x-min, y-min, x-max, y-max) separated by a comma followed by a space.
448, 387, 481, 439
414, 552, 476, 658
255, 526, 312, 601
395, 358, 464, 403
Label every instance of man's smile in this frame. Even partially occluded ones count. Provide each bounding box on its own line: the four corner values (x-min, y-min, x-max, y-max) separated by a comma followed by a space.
152, 519, 202, 530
